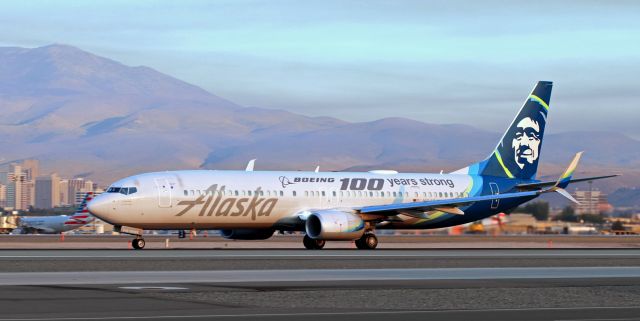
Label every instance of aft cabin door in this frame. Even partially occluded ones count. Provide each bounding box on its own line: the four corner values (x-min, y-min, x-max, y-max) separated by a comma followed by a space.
155, 178, 172, 208
489, 182, 499, 210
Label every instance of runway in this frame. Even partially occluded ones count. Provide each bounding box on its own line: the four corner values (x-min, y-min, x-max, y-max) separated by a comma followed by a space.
1, 249, 639, 320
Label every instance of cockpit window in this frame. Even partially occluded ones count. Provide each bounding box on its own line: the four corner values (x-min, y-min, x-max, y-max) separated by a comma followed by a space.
107, 186, 138, 195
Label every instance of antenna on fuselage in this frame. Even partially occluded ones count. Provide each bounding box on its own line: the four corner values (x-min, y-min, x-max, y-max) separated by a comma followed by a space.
314, 166, 320, 173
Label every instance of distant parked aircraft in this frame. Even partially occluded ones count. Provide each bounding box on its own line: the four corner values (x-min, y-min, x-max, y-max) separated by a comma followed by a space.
16, 193, 94, 234
88, 81, 616, 249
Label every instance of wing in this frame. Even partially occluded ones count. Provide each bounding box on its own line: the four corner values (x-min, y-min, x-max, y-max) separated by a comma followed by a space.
358, 190, 540, 217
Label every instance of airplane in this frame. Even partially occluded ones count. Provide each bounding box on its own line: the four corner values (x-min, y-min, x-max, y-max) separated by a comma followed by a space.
16, 192, 95, 234
87, 81, 616, 250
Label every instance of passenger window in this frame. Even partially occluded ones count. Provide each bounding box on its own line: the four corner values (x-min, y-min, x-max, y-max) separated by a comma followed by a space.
322, 191, 326, 197
393, 192, 396, 197
439, 192, 443, 198
293, 191, 297, 197
280, 191, 284, 197
248, 191, 252, 196
184, 190, 188, 196
305, 191, 309, 197
332, 191, 336, 197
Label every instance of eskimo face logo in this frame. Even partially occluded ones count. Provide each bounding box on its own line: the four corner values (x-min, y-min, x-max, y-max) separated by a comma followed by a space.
511, 116, 541, 169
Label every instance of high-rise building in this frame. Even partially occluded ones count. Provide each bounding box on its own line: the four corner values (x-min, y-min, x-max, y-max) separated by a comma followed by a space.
0, 184, 6, 209
35, 174, 61, 209
4, 164, 26, 210
22, 180, 35, 209
59, 180, 69, 206
574, 189, 611, 215
21, 159, 39, 181
67, 178, 94, 205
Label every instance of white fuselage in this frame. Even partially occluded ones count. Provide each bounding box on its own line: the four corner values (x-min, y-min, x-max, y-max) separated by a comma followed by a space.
19, 215, 84, 234
89, 170, 477, 230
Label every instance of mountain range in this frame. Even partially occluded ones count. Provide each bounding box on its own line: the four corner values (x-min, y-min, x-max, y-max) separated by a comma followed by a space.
0, 44, 637, 205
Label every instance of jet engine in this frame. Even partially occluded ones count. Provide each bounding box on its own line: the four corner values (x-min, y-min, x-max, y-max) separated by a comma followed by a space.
305, 210, 365, 240
220, 229, 275, 240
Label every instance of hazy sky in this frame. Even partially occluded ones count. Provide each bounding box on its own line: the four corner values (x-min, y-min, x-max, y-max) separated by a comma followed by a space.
1, 0, 639, 138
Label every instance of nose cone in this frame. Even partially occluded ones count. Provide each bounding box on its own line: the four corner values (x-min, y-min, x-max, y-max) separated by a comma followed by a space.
87, 196, 112, 222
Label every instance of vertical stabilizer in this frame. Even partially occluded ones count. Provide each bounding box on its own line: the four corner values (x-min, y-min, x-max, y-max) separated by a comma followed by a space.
454, 81, 552, 180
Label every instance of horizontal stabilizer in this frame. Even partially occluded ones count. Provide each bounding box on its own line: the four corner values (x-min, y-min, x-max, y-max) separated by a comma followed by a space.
555, 188, 580, 204
516, 174, 619, 191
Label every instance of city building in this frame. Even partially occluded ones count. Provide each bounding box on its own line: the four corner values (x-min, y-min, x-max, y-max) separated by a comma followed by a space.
59, 180, 69, 206
35, 174, 61, 209
67, 178, 94, 206
574, 188, 613, 215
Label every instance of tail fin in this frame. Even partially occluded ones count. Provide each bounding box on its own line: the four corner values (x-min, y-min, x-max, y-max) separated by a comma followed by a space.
66, 192, 95, 225
454, 81, 552, 180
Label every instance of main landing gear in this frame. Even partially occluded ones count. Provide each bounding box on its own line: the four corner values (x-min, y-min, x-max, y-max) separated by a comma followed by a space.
303, 234, 326, 250
355, 233, 378, 250
302, 233, 378, 250
132, 237, 145, 250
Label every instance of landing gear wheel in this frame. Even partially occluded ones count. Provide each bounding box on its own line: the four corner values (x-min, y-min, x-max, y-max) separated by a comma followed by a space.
356, 233, 378, 250
132, 238, 145, 250
303, 235, 326, 250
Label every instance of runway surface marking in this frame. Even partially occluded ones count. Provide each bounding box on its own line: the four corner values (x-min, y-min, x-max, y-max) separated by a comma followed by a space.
1, 249, 640, 259
0, 306, 637, 320
2, 267, 640, 286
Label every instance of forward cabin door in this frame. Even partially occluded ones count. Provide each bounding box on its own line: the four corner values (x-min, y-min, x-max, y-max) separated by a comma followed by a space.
489, 182, 499, 210
155, 178, 172, 208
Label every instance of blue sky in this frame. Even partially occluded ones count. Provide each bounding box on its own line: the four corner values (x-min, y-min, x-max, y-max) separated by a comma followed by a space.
1, 0, 639, 138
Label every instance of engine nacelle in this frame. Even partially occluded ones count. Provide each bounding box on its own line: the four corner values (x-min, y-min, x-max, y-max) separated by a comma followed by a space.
305, 210, 365, 240
220, 229, 275, 240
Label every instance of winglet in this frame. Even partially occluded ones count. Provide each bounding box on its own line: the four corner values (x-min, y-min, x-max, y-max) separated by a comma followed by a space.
546, 152, 583, 204
245, 159, 256, 171
314, 166, 320, 173
554, 151, 583, 189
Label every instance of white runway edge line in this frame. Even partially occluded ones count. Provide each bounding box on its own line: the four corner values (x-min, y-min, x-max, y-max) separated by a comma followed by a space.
0, 306, 637, 321
2, 249, 640, 259
2, 267, 640, 286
